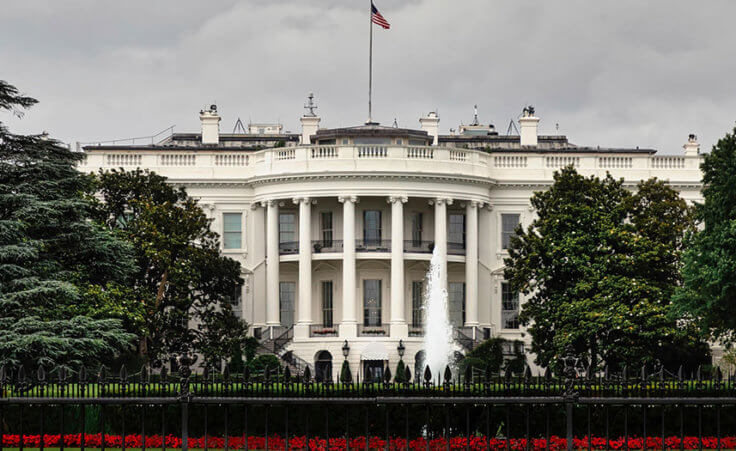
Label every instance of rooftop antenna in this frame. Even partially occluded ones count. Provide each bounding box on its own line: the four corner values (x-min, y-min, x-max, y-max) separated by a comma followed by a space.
304, 92, 317, 117
506, 119, 520, 136
555, 122, 559, 135
472, 104, 479, 126
233, 117, 246, 134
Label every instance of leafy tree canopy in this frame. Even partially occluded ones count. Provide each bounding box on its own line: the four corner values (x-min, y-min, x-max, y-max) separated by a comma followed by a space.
504, 167, 696, 370
674, 127, 736, 345
90, 168, 248, 368
0, 80, 136, 371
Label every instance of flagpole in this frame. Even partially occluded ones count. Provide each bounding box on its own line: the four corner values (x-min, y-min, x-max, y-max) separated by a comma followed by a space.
368, 0, 373, 124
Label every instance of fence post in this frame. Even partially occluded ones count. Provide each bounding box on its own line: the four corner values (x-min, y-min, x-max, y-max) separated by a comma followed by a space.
179, 355, 193, 451
561, 349, 580, 451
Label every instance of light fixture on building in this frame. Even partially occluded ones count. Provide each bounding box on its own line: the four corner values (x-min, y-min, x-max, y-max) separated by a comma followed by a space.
342, 340, 350, 358
397, 339, 405, 359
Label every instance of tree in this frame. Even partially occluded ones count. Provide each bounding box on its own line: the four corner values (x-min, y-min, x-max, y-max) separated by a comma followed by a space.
394, 360, 406, 383
340, 360, 352, 383
461, 337, 505, 374
91, 169, 248, 367
674, 127, 736, 345
504, 167, 694, 370
0, 80, 136, 371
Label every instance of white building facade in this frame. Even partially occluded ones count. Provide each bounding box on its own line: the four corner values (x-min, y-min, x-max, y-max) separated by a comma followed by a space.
79, 104, 704, 381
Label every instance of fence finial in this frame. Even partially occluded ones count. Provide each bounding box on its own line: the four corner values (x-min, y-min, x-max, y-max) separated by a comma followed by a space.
423, 366, 432, 385
443, 366, 452, 384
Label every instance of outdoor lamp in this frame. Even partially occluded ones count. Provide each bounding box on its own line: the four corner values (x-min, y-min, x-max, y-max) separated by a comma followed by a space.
397, 339, 405, 359
342, 340, 350, 358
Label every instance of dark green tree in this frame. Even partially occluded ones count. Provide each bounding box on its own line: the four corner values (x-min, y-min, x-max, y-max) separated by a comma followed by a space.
340, 360, 352, 383
0, 80, 136, 371
505, 167, 693, 370
461, 337, 505, 374
674, 127, 736, 345
394, 360, 406, 383
91, 169, 248, 367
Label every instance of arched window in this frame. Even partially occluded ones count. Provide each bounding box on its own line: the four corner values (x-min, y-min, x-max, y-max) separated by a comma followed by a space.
414, 350, 426, 383
315, 350, 333, 382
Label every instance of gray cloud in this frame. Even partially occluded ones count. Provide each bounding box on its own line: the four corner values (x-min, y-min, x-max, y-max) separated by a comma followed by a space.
1, 0, 734, 154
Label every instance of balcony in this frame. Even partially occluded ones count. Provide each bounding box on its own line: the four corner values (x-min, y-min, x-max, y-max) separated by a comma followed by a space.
279, 241, 299, 255
409, 325, 424, 337
355, 239, 391, 252
404, 240, 433, 253
312, 239, 343, 253
309, 324, 338, 337
448, 241, 466, 255
358, 324, 390, 337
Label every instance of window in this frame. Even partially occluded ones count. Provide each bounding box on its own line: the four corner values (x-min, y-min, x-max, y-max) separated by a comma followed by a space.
501, 213, 520, 250
363, 279, 382, 326
448, 282, 465, 327
363, 210, 382, 246
412, 281, 424, 327
279, 282, 295, 327
279, 212, 296, 244
223, 213, 242, 249
322, 281, 334, 327
411, 213, 423, 246
363, 360, 384, 383
501, 282, 520, 329
449, 213, 465, 250
321, 212, 333, 246
315, 350, 333, 382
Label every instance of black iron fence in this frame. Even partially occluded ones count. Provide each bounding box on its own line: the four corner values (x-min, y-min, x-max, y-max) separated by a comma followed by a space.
2, 361, 736, 450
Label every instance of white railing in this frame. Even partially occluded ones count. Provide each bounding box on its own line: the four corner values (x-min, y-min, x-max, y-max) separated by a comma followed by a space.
449, 150, 467, 161
546, 156, 579, 168
651, 156, 685, 169
358, 146, 387, 158
275, 149, 296, 160
160, 154, 195, 166
310, 146, 339, 159
493, 156, 527, 168
598, 156, 633, 169
407, 146, 434, 159
215, 154, 249, 166
105, 154, 142, 167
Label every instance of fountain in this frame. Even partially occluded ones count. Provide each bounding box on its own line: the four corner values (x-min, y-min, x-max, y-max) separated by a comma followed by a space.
421, 247, 455, 381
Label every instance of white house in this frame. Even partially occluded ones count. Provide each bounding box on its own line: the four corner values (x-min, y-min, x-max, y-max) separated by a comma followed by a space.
79, 101, 704, 381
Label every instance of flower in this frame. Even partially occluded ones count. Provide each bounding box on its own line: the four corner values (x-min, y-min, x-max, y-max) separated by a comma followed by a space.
2, 434, 733, 450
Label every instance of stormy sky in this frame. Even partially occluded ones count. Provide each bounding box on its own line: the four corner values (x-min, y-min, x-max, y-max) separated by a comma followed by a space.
2, 0, 735, 154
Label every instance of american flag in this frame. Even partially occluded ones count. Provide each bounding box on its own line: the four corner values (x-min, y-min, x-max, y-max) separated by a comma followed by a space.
371, 3, 390, 29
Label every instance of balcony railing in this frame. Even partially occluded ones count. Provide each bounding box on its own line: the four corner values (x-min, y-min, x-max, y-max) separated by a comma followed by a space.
404, 240, 433, 253
355, 239, 391, 252
409, 325, 424, 337
358, 323, 390, 337
312, 239, 343, 253
448, 241, 466, 255
309, 324, 338, 337
279, 241, 299, 255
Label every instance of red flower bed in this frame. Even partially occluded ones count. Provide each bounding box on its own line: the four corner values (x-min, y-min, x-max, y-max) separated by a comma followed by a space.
3, 434, 736, 450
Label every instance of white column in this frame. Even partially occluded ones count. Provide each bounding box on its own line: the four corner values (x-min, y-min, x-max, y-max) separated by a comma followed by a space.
389, 195, 408, 337
339, 196, 358, 337
295, 197, 312, 338
433, 197, 451, 290
465, 201, 480, 326
265, 200, 280, 326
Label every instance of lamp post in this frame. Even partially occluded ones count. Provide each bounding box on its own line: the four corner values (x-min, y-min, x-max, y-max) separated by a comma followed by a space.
342, 340, 350, 359
397, 339, 405, 361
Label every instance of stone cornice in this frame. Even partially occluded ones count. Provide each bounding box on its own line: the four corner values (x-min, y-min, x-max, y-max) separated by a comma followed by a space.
248, 172, 497, 187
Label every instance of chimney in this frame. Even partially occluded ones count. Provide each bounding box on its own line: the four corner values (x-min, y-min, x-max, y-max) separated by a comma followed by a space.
683, 133, 700, 156
300, 92, 321, 145
200, 104, 221, 145
519, 105, 539, 147
419, 111, 440, 145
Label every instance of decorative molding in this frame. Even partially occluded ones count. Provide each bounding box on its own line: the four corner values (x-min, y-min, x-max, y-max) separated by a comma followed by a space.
250, 172, 496, 187
387, 195, 408, 204
338, 195, 359, 204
